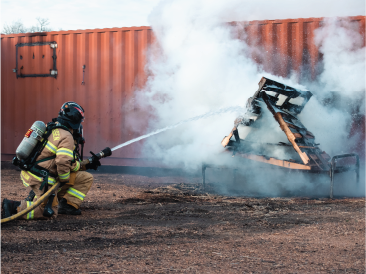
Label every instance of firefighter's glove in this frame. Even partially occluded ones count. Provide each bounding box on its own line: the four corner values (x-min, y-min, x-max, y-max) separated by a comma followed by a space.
85, 157, 101, 170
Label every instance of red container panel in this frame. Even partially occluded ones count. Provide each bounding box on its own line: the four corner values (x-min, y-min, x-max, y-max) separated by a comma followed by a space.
232, 16, 365, 80
1, 27, 153, 166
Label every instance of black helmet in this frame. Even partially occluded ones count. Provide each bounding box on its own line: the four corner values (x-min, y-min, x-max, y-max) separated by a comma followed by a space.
58, 101, 85, 130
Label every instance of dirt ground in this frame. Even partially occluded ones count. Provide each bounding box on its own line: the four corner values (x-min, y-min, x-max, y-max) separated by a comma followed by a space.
1, 166, 365, 274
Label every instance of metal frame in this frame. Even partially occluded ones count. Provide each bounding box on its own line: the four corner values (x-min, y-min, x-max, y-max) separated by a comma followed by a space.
329, 153, 359, 198
14, 41, 58, 78
202, 152, 360, 198
201, 161, 287, 191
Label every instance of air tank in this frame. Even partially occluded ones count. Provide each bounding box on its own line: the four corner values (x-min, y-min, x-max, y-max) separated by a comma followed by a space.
16, 121, 46, 160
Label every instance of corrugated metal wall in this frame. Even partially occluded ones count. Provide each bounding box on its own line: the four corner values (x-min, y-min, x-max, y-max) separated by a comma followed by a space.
1, 27, 154, 166
231, 16, 365, 80
1, 16, 365, 166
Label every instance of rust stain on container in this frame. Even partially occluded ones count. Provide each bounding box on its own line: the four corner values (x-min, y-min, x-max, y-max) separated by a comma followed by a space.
1, 16, 365, 166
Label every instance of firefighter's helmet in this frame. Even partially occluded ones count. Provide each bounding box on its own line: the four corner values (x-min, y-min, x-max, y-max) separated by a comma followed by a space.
58, 101, 85, 129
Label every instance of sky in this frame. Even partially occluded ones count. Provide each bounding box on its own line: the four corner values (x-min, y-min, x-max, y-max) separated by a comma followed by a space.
1, 0, 161, 31
1, 0, 365, 32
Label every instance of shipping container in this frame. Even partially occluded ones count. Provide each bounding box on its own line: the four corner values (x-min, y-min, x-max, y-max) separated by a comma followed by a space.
1, 26, 155, 166
230, 16, 365, 80
1, 16, 365, 166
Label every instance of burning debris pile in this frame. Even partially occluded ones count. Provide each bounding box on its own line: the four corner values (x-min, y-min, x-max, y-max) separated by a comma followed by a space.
222, 77, 328, 170
206, 77, 359, 197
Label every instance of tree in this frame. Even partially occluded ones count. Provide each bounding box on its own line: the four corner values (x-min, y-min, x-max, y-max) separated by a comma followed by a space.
30, 17, 52, 32
2, 19, 27, 34
2, 18, 53, 34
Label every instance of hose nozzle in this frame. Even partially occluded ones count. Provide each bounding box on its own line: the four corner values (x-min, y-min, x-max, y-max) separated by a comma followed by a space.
95, 147, 112, 159
87, 147, 112, 170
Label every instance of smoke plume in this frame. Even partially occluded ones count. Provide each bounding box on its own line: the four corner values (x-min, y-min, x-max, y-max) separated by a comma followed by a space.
132, 0, 365, 197
301, 17, 365, 156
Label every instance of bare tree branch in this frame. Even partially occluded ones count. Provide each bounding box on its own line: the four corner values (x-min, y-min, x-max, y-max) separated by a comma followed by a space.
35, 17, 51, 32
2, 18, 53, 34
2, 20, 27, 34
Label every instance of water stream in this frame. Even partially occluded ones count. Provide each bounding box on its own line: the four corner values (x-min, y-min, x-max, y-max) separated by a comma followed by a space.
111, 105, 244, 151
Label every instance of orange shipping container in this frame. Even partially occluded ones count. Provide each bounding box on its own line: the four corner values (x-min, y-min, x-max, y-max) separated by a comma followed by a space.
1, 26, 154, 166
1, 16, 365, 166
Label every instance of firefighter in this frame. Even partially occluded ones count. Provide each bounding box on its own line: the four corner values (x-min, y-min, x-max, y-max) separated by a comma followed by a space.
2, 101, 100, 219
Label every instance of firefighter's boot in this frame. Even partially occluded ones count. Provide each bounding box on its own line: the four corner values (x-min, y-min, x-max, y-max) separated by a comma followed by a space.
58, 198, 81, 215
2, 199, 21, 218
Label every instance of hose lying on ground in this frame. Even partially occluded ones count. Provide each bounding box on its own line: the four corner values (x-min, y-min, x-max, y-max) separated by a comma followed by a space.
1, 182, 61, 224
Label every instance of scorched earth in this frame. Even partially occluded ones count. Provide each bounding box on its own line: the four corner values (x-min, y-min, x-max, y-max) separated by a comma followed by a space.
1, 166, 365, 273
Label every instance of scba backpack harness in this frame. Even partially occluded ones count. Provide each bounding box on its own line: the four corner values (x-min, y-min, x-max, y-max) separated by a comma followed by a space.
13, 121, 75, 194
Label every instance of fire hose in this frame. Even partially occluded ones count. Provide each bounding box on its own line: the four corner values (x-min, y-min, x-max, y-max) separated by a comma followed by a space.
1, 147, 112, 224
1, 182, 61, 224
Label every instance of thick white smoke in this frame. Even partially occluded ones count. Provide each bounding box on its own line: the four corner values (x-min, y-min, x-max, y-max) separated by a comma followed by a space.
300, 17, 365, 156
314, 18, 365, 96
131, 0, 365, 196
138, 0, 309, 169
